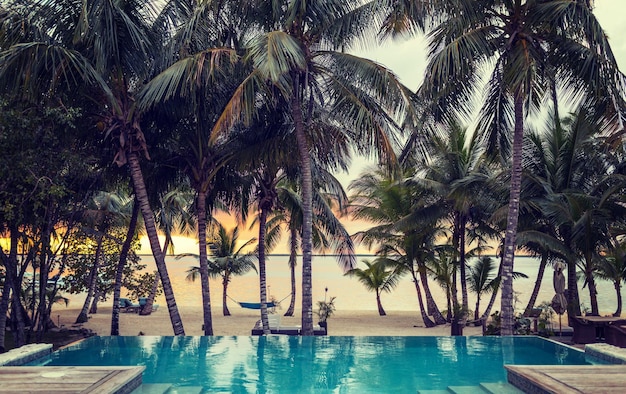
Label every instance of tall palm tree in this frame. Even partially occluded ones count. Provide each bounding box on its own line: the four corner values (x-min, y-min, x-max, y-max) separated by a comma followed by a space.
345, 259, 401, 316
413, 121, 496, 320
210, 0, 417, 335
0, 0, 187, 335
399, 0, 625, 334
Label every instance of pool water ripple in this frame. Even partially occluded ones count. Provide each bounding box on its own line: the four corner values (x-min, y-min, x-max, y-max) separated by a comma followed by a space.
29, 336, 603, 392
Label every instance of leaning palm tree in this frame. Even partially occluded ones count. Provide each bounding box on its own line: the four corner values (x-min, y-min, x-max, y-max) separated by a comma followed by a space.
184, 223, 257, 316
398, 0, 625, 334
345, 260, 402, 316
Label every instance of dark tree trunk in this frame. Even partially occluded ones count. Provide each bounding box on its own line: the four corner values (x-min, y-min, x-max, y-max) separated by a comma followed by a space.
376, 291, 386, 316
258, 207, 271, 334
284, 229, 298, 317
111, 197, 139, 335
140, 232, 167, 317
500, 92, 525, 336
411, 270, 435, 327
292, 94, 314, 336
76, 236, 103, 324
523, 253, 548, 316
222, 276, 231, 316
614, 282, 622, 317
128, 152, 184, 335
196, 190, 213, 335
481, 253, 504, 322
418, 264, 446, 325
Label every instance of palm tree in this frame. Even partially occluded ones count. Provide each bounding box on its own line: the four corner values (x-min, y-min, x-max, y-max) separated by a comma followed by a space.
401, 0, 625, 334
598, 238, 626, 317
184, 223, 257, 316
412, 121, 496, 321
349, 167, 447, 326
345, 260, 401, 316
467, 257, 497, 323
209, 0, 417, 335
0, 0, 187, 335
75, 191, 129, 324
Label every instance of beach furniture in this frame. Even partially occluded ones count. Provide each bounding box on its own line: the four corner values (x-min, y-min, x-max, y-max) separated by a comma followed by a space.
138, 297, 159, 313
571, 316, 598, 344
605, 320, 626, 348
119, 298, 141, 313
251, 314, 327, 335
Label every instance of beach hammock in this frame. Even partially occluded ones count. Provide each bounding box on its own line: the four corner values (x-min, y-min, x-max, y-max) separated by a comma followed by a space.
228, 293, 291, 310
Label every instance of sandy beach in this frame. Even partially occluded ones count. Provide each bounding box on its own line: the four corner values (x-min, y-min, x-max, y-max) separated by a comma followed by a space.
52, 306, 485, 337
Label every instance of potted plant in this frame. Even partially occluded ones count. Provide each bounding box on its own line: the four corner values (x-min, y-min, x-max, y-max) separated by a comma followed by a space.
316, 296, 336, 329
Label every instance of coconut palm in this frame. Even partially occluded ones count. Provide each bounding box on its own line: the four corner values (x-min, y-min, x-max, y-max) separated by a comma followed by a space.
397, 0, 626, 334
210, 0, 417, 335
412, 121, 497, 320
184, 223, 257, 316
350, 167, 447, 327
345, 260, 402, 316
598, 238, 626, 317
0, 0, 187, 334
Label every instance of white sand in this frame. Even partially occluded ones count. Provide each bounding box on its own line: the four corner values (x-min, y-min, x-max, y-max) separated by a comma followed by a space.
52, 306, 485, 337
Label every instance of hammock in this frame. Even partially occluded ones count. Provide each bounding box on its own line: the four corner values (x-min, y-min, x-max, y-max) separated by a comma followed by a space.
228, 293, 291, 310
238, 301, 276, 310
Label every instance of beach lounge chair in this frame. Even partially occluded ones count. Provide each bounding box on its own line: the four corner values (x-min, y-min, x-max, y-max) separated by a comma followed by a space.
119, 298, 141, 313
138, 297, 159, 313
571, 316, 597, 344
605, 320, 626, 348
251, 315, 327, 336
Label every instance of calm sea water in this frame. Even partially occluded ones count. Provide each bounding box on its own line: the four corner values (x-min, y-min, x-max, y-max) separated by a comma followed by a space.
29, 335, 602, 391
69, 254, 623, 315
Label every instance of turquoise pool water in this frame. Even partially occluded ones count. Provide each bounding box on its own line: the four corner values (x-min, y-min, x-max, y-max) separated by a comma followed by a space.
30, 336, 600, 392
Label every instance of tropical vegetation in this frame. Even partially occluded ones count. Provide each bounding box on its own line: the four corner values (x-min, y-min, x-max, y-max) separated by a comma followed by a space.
1, 0, 625, 351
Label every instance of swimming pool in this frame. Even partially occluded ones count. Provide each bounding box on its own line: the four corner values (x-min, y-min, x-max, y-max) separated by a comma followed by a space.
29, 336, 601, 392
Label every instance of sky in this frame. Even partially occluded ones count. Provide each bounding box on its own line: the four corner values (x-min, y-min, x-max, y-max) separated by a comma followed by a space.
140, 0, 626, 255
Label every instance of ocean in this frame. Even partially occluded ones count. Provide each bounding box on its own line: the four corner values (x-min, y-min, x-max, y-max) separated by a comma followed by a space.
68, 254, 623, 316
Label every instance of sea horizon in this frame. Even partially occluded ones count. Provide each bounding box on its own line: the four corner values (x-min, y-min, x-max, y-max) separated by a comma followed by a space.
62, 254, 623, 316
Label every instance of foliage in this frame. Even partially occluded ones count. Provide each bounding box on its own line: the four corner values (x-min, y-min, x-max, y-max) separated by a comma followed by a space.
484, 311, 532, 336
59, 229, 146, 302
316, 296, 336, 323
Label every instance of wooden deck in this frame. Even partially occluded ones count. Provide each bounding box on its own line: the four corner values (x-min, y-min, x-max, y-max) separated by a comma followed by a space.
0, 366, 145, 393
506, 365, 626, 394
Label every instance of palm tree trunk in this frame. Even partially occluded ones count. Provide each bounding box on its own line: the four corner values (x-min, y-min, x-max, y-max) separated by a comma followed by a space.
76, 236, 103, 324
376, 291, 386, 316
411, 270, 435, 327
587, 269, 599, 315
111, 198, 139, 335
500, 92, 525, 336
614, 281, 622, 317
418, 264, 446, 325
523, 253, 548, 316
566, 256, 581, 324
222, 276, 231, 316
128, 152, 185, 335
284, 231, 297, 317
89, 287, 100, 314
459, 216, 469, 317
140, 236, 169, 317
292, 94, 314, 336
196, 189, 213, 335
481, 251, 504, 322
258, 207, 271, 334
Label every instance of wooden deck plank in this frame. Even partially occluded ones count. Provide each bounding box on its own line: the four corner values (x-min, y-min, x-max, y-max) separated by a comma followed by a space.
0, 366, 145, 394
506, 365, 626, 394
